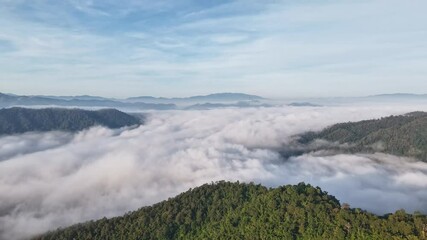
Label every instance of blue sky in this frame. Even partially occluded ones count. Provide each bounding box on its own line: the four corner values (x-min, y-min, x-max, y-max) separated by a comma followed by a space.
0, 0, 426, 98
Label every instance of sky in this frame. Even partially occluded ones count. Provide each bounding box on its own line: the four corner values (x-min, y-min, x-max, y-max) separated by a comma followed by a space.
0, 0, 426, 98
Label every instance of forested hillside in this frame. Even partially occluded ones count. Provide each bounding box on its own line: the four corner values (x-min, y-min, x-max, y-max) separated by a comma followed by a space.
34, 181, 427, 240
0, 107, 141, 135
299, 112, 427, 161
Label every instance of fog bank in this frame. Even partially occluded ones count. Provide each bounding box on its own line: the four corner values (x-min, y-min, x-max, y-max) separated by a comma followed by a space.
1, 104, 427, 239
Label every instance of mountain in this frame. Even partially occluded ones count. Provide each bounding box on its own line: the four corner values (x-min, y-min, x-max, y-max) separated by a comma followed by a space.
1, 92, 266, 109
0, 108, 141, 135
127, 93, 264, 103
126, 96, 169, 102
40, 95, 114, 101
298, 112, 427, 161
0, 93, 61, 106
0, 93, 176, 110
368, 93, 427, 99
188, 93, 264, 101
185, 101, 271, 110
288, 102, 322, 107
34, 181, 427, 240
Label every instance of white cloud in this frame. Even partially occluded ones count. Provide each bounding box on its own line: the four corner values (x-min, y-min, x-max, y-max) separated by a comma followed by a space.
0, 131, 74, 161
1, 104, 427, 239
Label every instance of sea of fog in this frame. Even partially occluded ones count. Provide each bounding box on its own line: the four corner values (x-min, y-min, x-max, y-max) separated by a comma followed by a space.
1, 104, 427, 239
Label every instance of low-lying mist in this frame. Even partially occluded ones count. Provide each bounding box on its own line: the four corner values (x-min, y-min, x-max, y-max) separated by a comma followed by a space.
1, 104, 427, 239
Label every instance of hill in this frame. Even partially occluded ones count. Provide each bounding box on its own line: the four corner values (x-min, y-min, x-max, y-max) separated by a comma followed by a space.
298, 112, 427, 161
34, 181, 427, 240
0, 108, 141, 135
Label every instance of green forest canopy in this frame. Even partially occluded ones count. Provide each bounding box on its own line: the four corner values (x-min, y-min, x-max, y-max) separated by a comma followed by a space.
0, 107, 141, 135
35, 181, 427, 240
299, 112, 427, 161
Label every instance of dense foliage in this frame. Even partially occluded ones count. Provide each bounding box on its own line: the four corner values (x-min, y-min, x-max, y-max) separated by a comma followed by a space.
35, 181, 427, 240
0, 107, 141, 135
299, 112, 427, 161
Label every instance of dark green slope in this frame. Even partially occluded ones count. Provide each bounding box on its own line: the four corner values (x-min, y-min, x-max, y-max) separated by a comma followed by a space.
299, 112, 427, 161
34, 182, 427, 240
0, 107, 141, 135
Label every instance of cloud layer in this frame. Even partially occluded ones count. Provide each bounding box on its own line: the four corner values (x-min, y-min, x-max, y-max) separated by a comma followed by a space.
1, 104, 427, 239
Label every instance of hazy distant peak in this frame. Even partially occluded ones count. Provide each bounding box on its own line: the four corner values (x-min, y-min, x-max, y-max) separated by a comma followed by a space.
128, 92, 264, 101
369, 93, 427, 98
187, 93, 264, 101
126, 96, 167, 100
0, 93, 177, 110
288, 102, 322, 107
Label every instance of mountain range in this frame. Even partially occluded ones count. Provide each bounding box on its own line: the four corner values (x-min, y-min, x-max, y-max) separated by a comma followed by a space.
126, 92, 264, 103
3, 92, 427, 110
0, 93, 176, 110
0, 93, 264, 110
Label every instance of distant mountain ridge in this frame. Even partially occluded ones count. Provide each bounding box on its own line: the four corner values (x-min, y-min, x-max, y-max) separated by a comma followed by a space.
288, 102, 322, 107
368, 93, 427, 98
185, 101, 271, 110
3, 92, 427, 110
126, 93, 264, 103
0, 92, 264, 109
0, 93, 176, 110
0, 108, 141, 135
187, 93, 264, 101
40, 95, 114, 101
